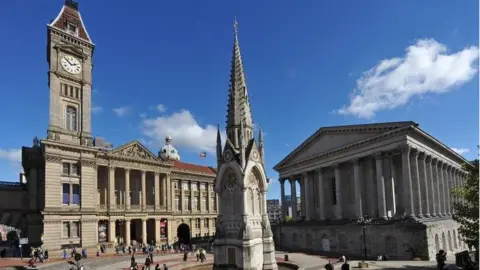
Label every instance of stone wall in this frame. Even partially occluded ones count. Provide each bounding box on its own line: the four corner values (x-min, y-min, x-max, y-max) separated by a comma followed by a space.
273, 219, 468, 261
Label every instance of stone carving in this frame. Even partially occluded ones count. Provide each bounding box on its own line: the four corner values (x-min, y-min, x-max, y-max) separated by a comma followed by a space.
80, 159, 96, 167
33, 136, 40, 147
224, 170, 237, 191
261, 216, 273, 238
248, 171, 259, 188
119, 144, 155, 160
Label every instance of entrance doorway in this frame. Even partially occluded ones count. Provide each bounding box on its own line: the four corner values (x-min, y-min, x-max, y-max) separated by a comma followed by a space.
177, 223, 191, 245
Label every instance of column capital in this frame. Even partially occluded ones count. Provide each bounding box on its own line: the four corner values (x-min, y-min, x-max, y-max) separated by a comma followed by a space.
441, 161, 448, 169
332, 163, 339, 169
351, 158, 360, 165
302, 171, 308, 177
417, 151, 427, 160
109, 166, 116, 171
373, 152, 384, 160
446, 164, 452, 171
410, 148, 420, 157
424, 155, 432, 162
124, 168, 131, 173
141, 170, 147, 176
400, 145, 412, 154
316, 167, 324, 173
288, 177, 295, 184
154, 171, 160, 176
279, 178, 286, 184
431, 157, 438, 164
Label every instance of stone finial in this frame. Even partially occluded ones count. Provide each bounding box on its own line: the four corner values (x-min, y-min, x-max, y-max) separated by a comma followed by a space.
33, 136, 39, 147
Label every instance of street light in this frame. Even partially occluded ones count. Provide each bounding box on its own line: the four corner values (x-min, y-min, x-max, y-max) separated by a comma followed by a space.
359, 215, 370, 262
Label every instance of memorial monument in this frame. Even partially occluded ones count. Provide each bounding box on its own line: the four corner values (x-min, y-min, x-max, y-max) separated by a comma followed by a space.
213, 19, 278, 270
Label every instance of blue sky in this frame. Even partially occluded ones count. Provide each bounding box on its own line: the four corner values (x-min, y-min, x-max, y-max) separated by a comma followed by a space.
0, 0, 478, 201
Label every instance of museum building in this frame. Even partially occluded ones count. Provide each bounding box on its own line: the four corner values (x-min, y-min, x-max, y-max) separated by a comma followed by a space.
272, 121, 471, 260
0, 0, 219, 250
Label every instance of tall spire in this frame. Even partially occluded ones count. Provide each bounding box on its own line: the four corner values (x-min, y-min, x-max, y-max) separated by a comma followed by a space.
226, 17, 254, 148
216, 124, 222, 169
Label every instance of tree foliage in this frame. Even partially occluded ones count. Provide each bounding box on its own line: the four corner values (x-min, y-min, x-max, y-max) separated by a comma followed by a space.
452, 159, 479, 249
285, 216, 293, 223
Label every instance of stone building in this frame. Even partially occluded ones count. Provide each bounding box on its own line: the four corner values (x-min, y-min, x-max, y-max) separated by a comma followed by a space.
273, 121, 471, 260
8, 0, 219, 250
213, 19, 277, 269
266, 200, 282, 225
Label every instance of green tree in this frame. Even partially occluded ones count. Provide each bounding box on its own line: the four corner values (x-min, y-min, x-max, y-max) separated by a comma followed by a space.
452, 159, 479, 249
284, 216, 293, 223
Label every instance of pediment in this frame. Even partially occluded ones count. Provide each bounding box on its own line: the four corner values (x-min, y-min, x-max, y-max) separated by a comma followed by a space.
55, 43, 88, 59
275, 121, 416, 169
110, 141, 157, 161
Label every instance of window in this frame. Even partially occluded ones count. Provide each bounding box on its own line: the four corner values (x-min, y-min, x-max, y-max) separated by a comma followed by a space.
195, 196, 200, 211
211, 197, 217, 211
65, 106, 77, 131
174, 181, 179, 190
204, 233, 208, 237
71, 163, 79, 176
62, 221, 80, 238
183, 181, 190, 191
192, 182, 198, 191
204, 218, 208, 228
195, 218, 200, 229
63, 163, 70, 175
62, 183, 70, 204
200, 183, 206, 190
67, 23, 77, 36
72, 184, 80, 205
331, 177, 337, 205
62, 162, 80, 176
184, 196, 191, 211
202, 197, 207, 211
174, 196, 180, 211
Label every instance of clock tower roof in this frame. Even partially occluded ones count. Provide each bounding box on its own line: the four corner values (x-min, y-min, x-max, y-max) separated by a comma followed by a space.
48, 0, 92, 43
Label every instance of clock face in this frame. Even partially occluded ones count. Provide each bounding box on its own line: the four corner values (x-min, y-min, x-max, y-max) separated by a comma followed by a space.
61, 55, 82, 74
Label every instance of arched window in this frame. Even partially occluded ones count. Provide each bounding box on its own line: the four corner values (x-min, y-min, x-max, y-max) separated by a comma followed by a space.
453, 230, 458, 249
66, 106, 77, 131
385, 236, 398, 254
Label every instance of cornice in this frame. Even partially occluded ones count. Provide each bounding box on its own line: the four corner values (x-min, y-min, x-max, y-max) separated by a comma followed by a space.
171, 169, 215, 179
41, 139, 98, 154
276, 125, 413, 171
48, 26, 94, 48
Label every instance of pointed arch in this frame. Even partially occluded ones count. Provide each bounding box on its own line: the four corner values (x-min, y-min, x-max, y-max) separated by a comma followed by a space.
435, 234, 440, 252
245, 163, 268, 192
447, 231, 453, 251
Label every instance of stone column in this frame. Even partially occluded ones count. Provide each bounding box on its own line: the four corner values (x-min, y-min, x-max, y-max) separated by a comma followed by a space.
290, 178, 297, 221
384, 155, 396, 217
162, 175, 168, 207
108, 219, 116, 243
280, 178, 286, 219
374, 153, 387, 219
207, 182, 212, 212
352, 158, 363, 218
366, 158, 376, 216
436, 161, 444, 216
440, 162, 447, 216
401, 146, 415, 217
141, 171, 147, 209
333, 164, 342, 220
317, 168, 325, 220
142, 219, 147, 245
154, 172, 160, 209
69, 183, 73, 205
155, 219, 161, 244
125, 219, 131, 246
410, 148, 423, 218
418, 153, 430, 217
303, 172, 311, 221
125, 169, 130, 210
181, 180, 185, 212
108, 166, 116, 210
453, 168, 459, 205
299, 178, 305, 219
167, 175, 172, 210
445, 165, 452, 216
427, 157, 437, 217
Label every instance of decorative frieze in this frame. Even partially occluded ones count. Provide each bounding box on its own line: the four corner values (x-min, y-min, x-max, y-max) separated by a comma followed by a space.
44, 154, 62, 164
80, 159, 96, 167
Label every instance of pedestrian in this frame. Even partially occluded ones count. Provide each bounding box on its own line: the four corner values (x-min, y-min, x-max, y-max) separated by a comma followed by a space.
163, 263, 169, 270
183, 251, 188, 261
195, 248, 200, 262
144, 256, 152, 270
436, 250, 446, 270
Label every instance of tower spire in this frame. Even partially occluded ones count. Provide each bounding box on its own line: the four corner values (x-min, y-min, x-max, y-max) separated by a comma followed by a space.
216, 124, 223, 169
226, 17, 254, 148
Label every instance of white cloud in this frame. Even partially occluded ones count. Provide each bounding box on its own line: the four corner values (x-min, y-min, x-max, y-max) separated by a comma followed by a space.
92, 106, 103, 114
156, 104, 167, 113
337, 39, 479, 119
0, 148, 21, 162
142, 109, 226, 154
113, 107, 130, 117
452, 147, 470, 155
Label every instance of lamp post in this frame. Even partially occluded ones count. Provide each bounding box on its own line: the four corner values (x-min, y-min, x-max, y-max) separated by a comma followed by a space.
358, 215, 370, 269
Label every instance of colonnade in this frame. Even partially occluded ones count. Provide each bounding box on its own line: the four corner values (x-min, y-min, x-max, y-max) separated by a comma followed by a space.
279, 145, 468, 221
97, 166, 170, 211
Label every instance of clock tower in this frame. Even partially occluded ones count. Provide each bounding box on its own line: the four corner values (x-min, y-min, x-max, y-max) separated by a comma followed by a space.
46, 0, 94, 146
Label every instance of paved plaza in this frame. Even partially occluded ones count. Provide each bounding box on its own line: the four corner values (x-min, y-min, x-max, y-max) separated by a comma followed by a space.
0, 251, 464, 270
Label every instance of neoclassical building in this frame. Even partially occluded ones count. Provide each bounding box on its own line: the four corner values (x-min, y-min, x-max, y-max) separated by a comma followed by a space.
273, 121, 471, 260
1, 0, 220, 250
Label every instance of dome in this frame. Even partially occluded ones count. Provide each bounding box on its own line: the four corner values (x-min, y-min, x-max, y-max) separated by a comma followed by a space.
160, 136, 180, 161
